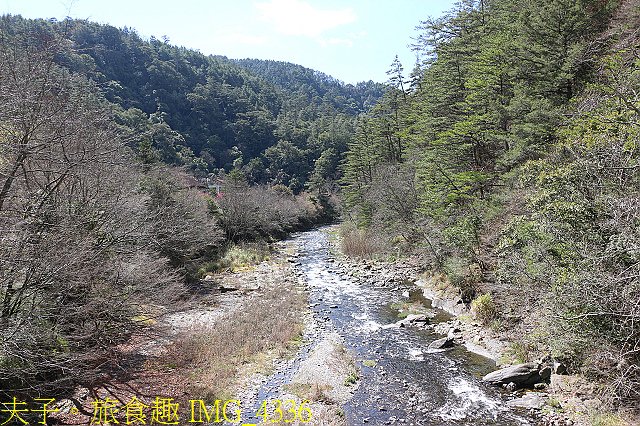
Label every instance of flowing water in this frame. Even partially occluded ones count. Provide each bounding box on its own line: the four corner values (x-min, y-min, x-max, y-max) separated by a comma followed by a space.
255, 228, 537, 425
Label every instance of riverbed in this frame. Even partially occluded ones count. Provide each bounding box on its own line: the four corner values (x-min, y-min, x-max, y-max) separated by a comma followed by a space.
248, 228, 537, 425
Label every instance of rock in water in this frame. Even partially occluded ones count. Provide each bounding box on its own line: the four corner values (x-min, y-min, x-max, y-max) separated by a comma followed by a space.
396, 314, 430, 328
428, 336, 455, 350
405, 313, 430, 323
482, 363, 546, 387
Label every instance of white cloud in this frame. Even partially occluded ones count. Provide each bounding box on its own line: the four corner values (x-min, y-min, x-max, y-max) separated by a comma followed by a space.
255, 0, 356, 38
317, 30, 367, 48
320, 37, 353, 47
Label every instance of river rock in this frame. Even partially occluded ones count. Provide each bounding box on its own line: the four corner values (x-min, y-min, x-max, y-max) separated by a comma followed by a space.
482, 362, 548, 388
447, 327, 462, 339
504, 382, 517, 392
242, 284, 260, 292
539, 366, 552, 381
428, 336, 455, 350
506, 392, 547, 410
397, 314, 430, 328
218, 284, 239, 292
406, 313, 430, 323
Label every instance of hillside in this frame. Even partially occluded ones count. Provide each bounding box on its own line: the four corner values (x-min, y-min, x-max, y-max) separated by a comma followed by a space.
0, 13, 352, 406
234, 58, 384, 113
341, 0, 640, 408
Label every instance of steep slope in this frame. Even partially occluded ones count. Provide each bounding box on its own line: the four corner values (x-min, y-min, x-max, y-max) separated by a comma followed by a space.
340, 0, 639, 407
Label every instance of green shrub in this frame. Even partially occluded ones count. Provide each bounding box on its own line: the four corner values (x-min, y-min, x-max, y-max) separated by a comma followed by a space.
505, 341, 536, 363
471, 293, 498, 325
442, 256, 479, 302
344, 371, 359, 386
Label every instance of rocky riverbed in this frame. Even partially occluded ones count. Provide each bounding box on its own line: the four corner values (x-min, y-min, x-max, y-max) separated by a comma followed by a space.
50, 225, 622, 426
320, 229, 623, 426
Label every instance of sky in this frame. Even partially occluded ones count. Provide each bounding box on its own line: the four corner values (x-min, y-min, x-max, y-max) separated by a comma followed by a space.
0, 0, 456, 84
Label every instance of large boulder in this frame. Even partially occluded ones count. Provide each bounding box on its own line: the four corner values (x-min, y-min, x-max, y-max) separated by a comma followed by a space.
553, 361, 567, 375
482, 363, 548, 388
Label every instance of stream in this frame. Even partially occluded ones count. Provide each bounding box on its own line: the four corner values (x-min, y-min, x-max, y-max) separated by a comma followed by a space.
254, 228, 537, 425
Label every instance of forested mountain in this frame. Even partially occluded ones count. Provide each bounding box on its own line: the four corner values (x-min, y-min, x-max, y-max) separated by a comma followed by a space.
341, 0, 640, 404
234, 59, 384, 113
0, 16, 383, 192
230, 59, 385, 191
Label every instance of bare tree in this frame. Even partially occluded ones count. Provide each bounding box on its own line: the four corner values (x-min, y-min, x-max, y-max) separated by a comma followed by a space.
0, 18, 185, 396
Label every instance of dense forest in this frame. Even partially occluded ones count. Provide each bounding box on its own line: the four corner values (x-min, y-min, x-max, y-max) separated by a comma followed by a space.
341, 0, 639, 405
1, 0, 639, 418
12, 16, 385, 192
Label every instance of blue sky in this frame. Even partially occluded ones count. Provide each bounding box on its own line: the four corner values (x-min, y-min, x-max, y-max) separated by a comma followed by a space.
1, 0, 455, 84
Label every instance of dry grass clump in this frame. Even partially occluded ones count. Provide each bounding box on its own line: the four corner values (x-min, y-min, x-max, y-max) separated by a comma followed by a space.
164, 284, 307, 400
590, 412, 627, 426
284, 383, 333, 402
200, 241, 272, 274
339, 224, 384, 258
